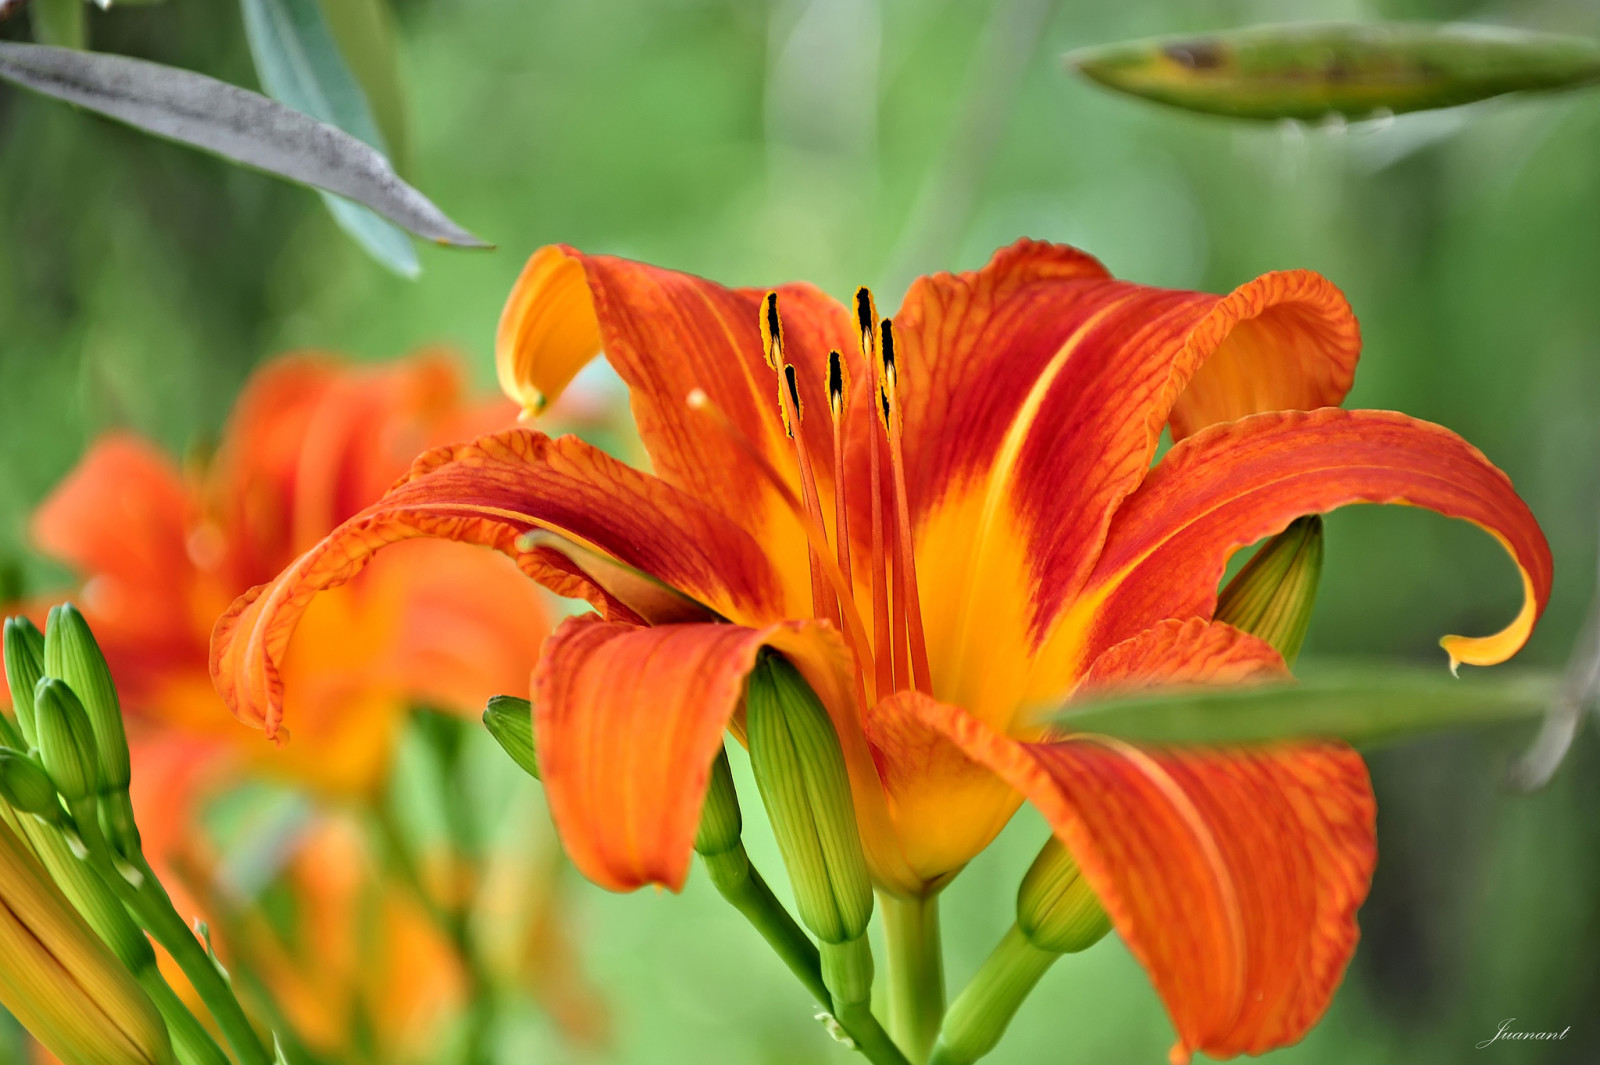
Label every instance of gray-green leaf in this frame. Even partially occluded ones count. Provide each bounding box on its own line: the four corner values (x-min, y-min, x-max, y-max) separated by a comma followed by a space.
239, 0, 417, 276
0, 41, 487, 248
1051, 664, 1555, 748
1067, 22, 1600, 122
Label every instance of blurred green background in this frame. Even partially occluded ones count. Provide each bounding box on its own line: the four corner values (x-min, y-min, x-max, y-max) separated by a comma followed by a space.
3, 0, 1598, 1062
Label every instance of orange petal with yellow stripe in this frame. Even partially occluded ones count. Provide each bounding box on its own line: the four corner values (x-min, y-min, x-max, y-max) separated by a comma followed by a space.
211, 429, 785, 740
901, 619, 1375, 1063
532, 615, 854, 892
1069, 408, 1553, 672
881, 240, 1360, 728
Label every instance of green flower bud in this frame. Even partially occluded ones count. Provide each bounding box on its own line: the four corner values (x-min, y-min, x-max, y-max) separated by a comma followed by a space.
482, 695, 540, 780
929, 927, 1055, 1065
745, 653, 873, 946
4, 617, 46, 747
1016, 838, 1111, 955
693, 745, 743, 859
44, 605, 131, 792
1215, 515, 1323, 668
34, 678, 101, 804
0, 750, 61, 820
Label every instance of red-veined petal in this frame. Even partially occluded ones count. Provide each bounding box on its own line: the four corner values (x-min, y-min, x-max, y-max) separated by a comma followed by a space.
497, 246, 860, 614
1068, 408, 1553, 674
901, 619, 1375, 1061
210, 429, 785, 739
532, 615, 855, 892
884, 240, 1358, 729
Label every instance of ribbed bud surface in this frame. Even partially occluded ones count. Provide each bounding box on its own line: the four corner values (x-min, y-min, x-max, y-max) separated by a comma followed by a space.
33, 679, 100, 804
483, 695, 541, 780
1215, 515, 1324, 667
1016, 838, 1111, 954
4, 617, 45, 747
44, 605, 131, 792
745, 653, 872, 945
693, 745, 743, 857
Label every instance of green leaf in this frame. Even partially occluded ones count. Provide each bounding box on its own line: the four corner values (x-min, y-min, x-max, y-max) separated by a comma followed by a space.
1067, 22, 1600, 122
31, 0, 85, 49
319, 0, 408, 173
239, 0, 418, 276
1051, 664, 1556, 748
0, 42, 488, 248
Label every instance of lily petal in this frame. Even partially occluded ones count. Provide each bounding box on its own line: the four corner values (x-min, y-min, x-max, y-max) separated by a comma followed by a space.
903, 619, 1375, 1062
498, 246, 859, 613
1069, 408, 1554, 673
533, 615, 856, 892
887, 240, 1358, 728
211, 429, 784, 739
29, 435, 201, 687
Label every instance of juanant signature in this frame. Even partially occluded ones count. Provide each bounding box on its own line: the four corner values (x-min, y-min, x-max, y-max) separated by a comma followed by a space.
1477, 1018, 1571, 1049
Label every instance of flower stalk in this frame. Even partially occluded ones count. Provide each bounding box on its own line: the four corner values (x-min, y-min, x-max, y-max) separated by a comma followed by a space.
880, 893, 945, 1065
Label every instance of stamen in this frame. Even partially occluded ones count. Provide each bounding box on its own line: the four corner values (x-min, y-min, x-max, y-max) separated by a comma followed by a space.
879, 318, 933, 695
856, 289, 893, 700
761, 291, 783, 371
687, 389, 877, 703
826, 350, 853, 597
767, 295, 835, 623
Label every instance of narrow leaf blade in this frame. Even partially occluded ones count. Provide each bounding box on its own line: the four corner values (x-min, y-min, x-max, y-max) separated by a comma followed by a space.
0, 41, 488, 247
1068, 22, 1600, 121
1052, 665, 1556, 748
239, 0, 417, 274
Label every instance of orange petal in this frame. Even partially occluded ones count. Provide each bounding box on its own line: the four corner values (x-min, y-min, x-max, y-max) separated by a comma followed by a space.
532, 615, 854, 892
904, 619, 1375, 1062
886, 241, 1358, 726
210, 429, 785, 740
1073, 408, 1553, 673
29, 434, 203, 699
497, 246, 859, 612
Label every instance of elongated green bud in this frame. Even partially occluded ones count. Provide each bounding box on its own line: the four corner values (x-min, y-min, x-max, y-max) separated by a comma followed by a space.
34, 679, 101, 804
1017, 838, 1111, 954
4, 617, 46, 747
483, 695, 540, 779
745, 653, 873, 946
931, 840, 1111, 1065
0, 750, 61, 820
1216, 515, 1323, 667
693, 745, 743, 859
1069, 22, 1600, 122
44, 605, 131, 792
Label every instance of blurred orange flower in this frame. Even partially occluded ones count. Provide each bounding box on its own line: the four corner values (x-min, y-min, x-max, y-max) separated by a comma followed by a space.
26, 350, 548, 794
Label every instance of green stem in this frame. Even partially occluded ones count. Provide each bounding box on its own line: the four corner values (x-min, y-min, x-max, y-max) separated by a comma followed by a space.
70, 802, 271, 1065
881, 893, 945, 1065
927, 925, 1056, 1065
701, 846, 909, 1065
138, 970, 233, 1065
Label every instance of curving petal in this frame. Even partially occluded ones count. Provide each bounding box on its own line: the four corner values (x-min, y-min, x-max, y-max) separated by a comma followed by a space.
1067, 408, 1554, 675
210, 429, 785, 740
211, 349, 516, 584
885, 240, 1359, 730
497, 246, 860, 614
903, 619, 1375, 1062
532, 615, 856, 892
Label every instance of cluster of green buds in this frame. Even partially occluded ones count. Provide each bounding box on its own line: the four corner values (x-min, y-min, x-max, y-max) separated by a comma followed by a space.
2, 607, 277, 1065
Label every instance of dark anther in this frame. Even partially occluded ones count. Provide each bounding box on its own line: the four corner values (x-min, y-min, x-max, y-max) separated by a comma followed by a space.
827, 351, 844, 408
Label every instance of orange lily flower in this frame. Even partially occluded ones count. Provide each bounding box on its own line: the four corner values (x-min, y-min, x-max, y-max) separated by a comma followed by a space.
24, 350, 548, 794
212, 240, 1552, 1062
